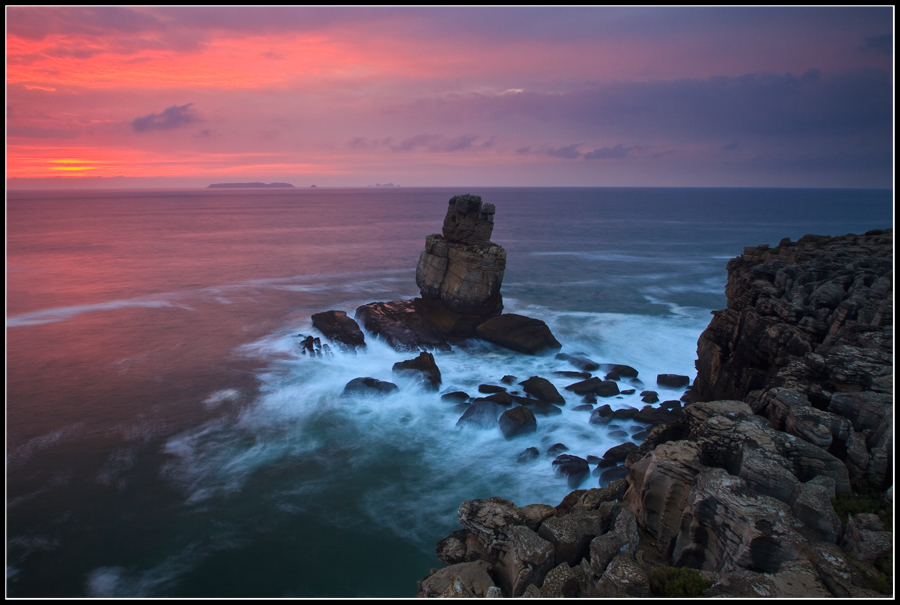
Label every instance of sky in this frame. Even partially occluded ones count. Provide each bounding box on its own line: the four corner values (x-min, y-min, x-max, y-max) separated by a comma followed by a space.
5, 6, 895, 189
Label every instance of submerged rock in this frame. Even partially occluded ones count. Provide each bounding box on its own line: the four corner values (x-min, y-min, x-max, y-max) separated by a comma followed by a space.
499, 405, 537, 439
456, 400, 505, 429
392, 351, 442, 390
342, 377, 399, 396
556, 353, 601, 371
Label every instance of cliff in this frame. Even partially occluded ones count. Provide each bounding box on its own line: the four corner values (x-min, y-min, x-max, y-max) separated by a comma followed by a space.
420, 229, 893, 598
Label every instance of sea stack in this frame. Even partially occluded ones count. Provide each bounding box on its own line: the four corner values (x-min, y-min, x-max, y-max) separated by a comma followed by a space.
415, 194, 507, 336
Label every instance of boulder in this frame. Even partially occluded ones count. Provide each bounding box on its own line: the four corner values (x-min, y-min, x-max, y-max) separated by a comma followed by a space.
552, 455, 590, 488
519, 376, 565, 404
517, 447, 540, 463
311, 310, 366, 351
476, 314, 562, 354
600, 442, 637, 464
556, 353, 601, 371
458, 497, 523, 551
537, 509, 607, 566
441, 391, 469, 403
521, 401, 563, 416
841, 513, 892, 564
565, 377, 603, 395
355, 299, 450, 352
416, 560, 495, 598
496, 525, 556, 597
478, 384, 506, 394
657, 374, 690, 388
341, 377, 399, 396
392, 351, 441, 390
499, 405, 537, 439
457, 400, 505, 429
596, 553, 650, 597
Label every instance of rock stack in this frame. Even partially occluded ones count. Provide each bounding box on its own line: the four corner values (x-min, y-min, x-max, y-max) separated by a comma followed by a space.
415, 194, 506, 335
421, 229, 894, 598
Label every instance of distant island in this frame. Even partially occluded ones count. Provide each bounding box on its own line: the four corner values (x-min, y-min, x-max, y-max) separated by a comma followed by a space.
207, 182, 295, 188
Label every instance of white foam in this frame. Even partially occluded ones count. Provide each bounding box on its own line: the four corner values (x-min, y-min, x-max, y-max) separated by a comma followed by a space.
159, 306, 706, 546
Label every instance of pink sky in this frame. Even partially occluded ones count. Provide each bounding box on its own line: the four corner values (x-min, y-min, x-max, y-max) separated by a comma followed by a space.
6, 7, 894, 188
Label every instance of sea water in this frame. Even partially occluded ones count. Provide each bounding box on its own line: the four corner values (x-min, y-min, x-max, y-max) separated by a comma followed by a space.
6, 187, 892, 596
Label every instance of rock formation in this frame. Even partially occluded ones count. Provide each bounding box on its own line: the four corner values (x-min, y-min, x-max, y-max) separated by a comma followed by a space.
415, 194, 506, 336
421, 229, 893, 598
348, 195, 561, 353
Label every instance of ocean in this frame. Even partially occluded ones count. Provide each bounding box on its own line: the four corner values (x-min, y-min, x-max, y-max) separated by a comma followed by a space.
6, 186, 892, 597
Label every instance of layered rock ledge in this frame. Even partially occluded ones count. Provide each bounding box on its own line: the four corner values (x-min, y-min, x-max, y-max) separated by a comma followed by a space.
421, 229, 893, 598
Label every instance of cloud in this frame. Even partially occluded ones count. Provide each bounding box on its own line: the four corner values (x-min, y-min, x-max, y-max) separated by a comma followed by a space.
859, 33, 892, 55
7, 7, 163, 40
389, 133, 478, 152
583, 144, 636, 159
131, 103, 197, 132
547, 144, 581, 159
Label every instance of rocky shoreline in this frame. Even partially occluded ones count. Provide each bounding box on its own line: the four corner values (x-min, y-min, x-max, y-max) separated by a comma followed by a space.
300, 196, 892, 598
413, 226, 893, 598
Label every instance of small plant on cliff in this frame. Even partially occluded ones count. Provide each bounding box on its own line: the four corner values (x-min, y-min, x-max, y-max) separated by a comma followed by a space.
831, 478, 892, 531
649, 566, 712, 598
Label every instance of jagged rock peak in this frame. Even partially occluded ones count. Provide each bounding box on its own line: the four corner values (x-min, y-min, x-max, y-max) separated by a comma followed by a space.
442, 194, 496, 245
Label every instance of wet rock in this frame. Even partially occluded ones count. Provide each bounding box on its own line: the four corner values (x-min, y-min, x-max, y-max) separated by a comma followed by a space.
632, 405, 682, 425
610, 406, 638, 420
555, 353, 600, 371
480, 391, 513, 407
619, 388, 636, 395
565, 377, 602, 395
611, 364, 639, 378
657, 374, 690, 388
521, 401, 563, 416
588, 404, 614, 425
456, 400, 505, 429
601, 442, 637, 464
641, 393, 659, 403
476, 314, 562, 354
552, 455, 590, 488
546, 443, 569, 457
355, 299, 450, 352
571, 404, 594, 412
554, 370, 592, 379
311, 310, 367, 352
392, 351, 442, 391
499, 405, 537, 439
517, 447, 540, 463
595, 381, 620, 398
478, 383, 506, 394
604, 371, 620, 381
341, 377, 399, 396
500, 375, 517, 385
519, 376, 565, 404
441, 391, 469, 403
598, 465, 629, 486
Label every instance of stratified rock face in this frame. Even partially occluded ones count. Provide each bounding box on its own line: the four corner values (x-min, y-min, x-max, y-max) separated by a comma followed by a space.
693, 229, 893, 488
694, 229, 892, 403
416, 195, 506, 333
